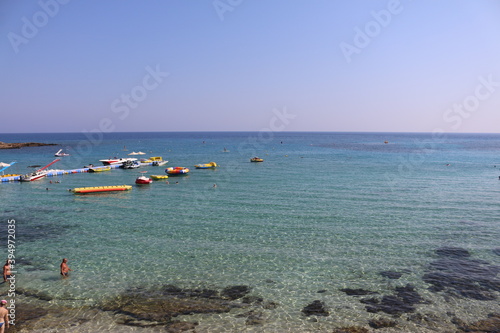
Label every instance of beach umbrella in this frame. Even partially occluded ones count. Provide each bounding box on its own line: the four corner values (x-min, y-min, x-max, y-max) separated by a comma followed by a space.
0, 161, 16, 173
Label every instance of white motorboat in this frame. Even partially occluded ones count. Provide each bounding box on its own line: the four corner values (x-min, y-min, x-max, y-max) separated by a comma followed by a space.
55, 149, 70, 157
122, 160, 141, 169
20, 159, 60, 182
99, 158, 138, 166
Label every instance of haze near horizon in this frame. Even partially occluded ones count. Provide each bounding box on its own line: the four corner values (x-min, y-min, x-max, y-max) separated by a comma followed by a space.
1, 1, 499, 134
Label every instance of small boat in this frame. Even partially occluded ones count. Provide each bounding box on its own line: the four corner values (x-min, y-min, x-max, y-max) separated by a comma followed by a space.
152, 160, 168, 166
20, 171, 48, 182
20, 159, 60, 182
151, 175, 169, 180
195, 162, 218, 169
55, 149, 70, 157
135, 176, 153, 184
88, 166, 111, 173
99, 158, 138, 166
122, 160, 141, 169
72, 185, 132, 194
141, 156, 168, 166
165, 167, 190, 175
250, 157, 264, 162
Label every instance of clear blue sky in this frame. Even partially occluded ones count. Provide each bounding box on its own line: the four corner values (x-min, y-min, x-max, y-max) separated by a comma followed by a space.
1, 0, 499, 133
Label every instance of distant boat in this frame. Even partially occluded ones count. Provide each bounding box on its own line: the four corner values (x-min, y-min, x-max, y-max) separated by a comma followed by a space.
135, 176, 153, 184
250, 157, 264, 162
55, 149, 70, 157
20, 159, 60, 182
152, 160, 168, 166
165, 167, 189, 175
122, 160, 141, 169
99, 158, 137, 166
195, 162, 218, 169
140, 156, 168, 166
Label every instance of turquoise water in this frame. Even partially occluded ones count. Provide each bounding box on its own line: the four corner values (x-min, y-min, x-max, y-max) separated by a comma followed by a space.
1, 132, 499, 331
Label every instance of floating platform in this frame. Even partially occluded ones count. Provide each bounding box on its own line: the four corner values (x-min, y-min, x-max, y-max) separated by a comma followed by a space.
151, 175, 169, 180
72, 185, 132, 194
1, 164, 123, 182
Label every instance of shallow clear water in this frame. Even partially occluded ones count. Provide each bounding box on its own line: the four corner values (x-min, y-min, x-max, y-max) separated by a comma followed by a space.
1, 131, 499, 331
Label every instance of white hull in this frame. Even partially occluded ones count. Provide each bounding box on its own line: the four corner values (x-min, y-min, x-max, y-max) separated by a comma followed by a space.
100, 158, 138, 166
20, 171, 47, 182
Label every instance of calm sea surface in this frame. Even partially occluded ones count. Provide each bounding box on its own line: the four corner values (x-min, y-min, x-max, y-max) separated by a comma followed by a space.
1, 131, 499, 331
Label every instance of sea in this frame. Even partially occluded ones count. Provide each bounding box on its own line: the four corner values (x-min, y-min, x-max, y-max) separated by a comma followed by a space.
0, 131, 499, 332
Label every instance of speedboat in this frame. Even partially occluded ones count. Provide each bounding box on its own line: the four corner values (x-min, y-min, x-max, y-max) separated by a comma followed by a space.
165, 167, 189, 175
20, 170, 48, 182
99, 158, 138, 166
141, 157, 168, 166
152, 160, 168, 166
195, 162, 218, 169
20, 159, 60, 182
250, 157, 264, 162
55, 149, 70, 157
122, 160, 141, 169
135, 176, 153, 184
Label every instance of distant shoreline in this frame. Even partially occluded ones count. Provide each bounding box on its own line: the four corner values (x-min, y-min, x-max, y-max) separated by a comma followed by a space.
0, 141, 57, 149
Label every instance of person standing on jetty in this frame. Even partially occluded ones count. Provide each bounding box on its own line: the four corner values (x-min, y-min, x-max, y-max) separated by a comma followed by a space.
0, 300, 9, 332
2, 260, 11, 283
60, 258, 72, 278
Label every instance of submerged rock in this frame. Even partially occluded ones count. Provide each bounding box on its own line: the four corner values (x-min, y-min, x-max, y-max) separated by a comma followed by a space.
100, 285, 253, 327
332, 327, 369, 333
301, 300, 329, 316
368, 318, 397, 329
220, 285, 251, 300
423, 247, 500, 301
380, 271, 403, 279
453, 313, 500, 332
16, 288, 53, 301
435, 246, 471, 258
5, 303, 49, 332
364, 284, 424, 315
340, 288, 379, 296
